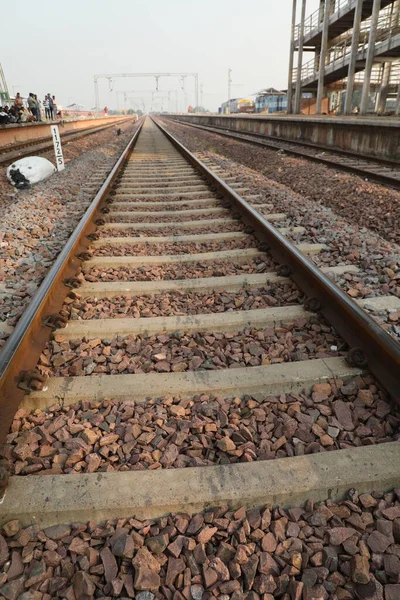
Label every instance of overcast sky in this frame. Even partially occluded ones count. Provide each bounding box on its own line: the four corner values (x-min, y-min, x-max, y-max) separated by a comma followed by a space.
1, 0, 319, 112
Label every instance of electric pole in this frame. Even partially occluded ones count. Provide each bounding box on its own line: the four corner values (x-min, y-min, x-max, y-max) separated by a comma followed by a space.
227, 69, 232, 114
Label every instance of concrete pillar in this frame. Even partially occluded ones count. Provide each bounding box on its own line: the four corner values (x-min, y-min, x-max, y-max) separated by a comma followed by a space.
316, 0, 331, 114
344, 0, 364, 115
287, 0, 298, 114
360, 0, 381, 115
376, 61, 391, 113
395, 83, 400, 115
294, 0, 307, 114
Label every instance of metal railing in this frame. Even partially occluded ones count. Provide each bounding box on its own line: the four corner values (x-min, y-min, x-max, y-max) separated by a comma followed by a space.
293, 4, 400, 84
293, 59, 400, 88
294, 0, 356, 42
294, 0, 398, 43
0, 63, 9, 98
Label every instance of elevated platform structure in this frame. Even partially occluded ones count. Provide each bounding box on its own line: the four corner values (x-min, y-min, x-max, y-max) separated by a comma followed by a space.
288, 0, 400, 115
0, 116, 130, 148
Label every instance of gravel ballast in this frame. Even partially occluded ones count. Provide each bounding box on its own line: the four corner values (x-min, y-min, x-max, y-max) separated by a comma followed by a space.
98, 223, 246, 237
64, 284, 303, 320
93, 238, 257, 257
160, 118, 400, 245
38, 318, 344, 377
0, 120, 141, 349
83, 257, 275, 283
156, 120, 400, 338
107, 213, 224, 224
2, 375, 399, 476
0, 485, 399, 599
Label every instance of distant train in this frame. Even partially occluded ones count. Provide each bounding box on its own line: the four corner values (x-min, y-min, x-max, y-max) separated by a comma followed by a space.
219, 89, 287, 115
220, 98, 255, 114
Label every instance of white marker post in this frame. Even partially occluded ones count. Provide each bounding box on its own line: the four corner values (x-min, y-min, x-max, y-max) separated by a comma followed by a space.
50, 125, 65, 171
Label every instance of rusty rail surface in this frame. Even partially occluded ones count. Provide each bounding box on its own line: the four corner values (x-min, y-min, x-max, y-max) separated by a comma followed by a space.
166, 118, 400, 190
154, 118, 400, 401
0, 118, 144, 441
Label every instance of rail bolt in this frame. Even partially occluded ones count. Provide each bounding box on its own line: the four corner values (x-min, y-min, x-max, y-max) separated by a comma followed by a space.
346, 347, 368, 368
76, 252, 93, 261
258, 242, 270, 252
304, 297, 322, 312
17, 369, 47, 394
232, 212, 241, 220
43, 311, 69, 330
244, 226, 254, 234
67, 291, 79, 300
95, 218, 106, 226
105, 198, 114, 205
63, 277, 82, 289
87, 233, 100, 241
100, 207, 110, 214
110, 191, 117, 196
278, 265, 291, 277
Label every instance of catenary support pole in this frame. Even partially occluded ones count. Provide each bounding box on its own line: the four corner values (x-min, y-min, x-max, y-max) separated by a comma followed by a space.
227, 69, 232, 115
287, 0, 298, 114
195, 74, 199, 110
360, 0, 381, 115
316, 0, 330, 114
344, 0, 364, 115
94, 77, 99, 113
294, 0, 307, 113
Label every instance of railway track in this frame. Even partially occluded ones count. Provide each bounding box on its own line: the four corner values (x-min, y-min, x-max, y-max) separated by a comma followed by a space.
0, 117, 399, 598
0, 119, 130, 167
166, 118, 400, 190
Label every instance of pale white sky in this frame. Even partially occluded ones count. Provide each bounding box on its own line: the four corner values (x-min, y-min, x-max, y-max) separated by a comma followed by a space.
1, 0, 319, 112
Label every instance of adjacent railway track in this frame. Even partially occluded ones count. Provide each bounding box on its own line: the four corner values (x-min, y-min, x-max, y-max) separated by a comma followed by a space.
166, 118, 400, 190
0, 119, 131, 167
0, 115, 399, 571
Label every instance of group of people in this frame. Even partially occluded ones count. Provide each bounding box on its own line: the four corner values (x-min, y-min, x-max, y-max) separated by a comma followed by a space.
0, 92, 58, 125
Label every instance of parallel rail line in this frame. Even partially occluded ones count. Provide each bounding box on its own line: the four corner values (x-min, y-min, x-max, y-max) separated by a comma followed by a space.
167, 118, 400, 190
0, 118, 130, 167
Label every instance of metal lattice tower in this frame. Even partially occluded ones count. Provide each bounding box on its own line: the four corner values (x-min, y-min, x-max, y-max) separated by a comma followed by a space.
0, 63, 10, 103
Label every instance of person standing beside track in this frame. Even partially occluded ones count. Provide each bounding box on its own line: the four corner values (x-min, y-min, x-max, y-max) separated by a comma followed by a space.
48, 94, 54, 120
14, 93, 23, 111
43, 95, 50, 119
35, 95, 42, 121
27, 93, 37, 119
51, 95, 57, 120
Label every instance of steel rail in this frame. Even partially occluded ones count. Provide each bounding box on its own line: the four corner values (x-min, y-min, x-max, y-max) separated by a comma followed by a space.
0, 118, 144, 441
153, 117, 400, 404
0, 119, 131, 166
167, 118, 400, 190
